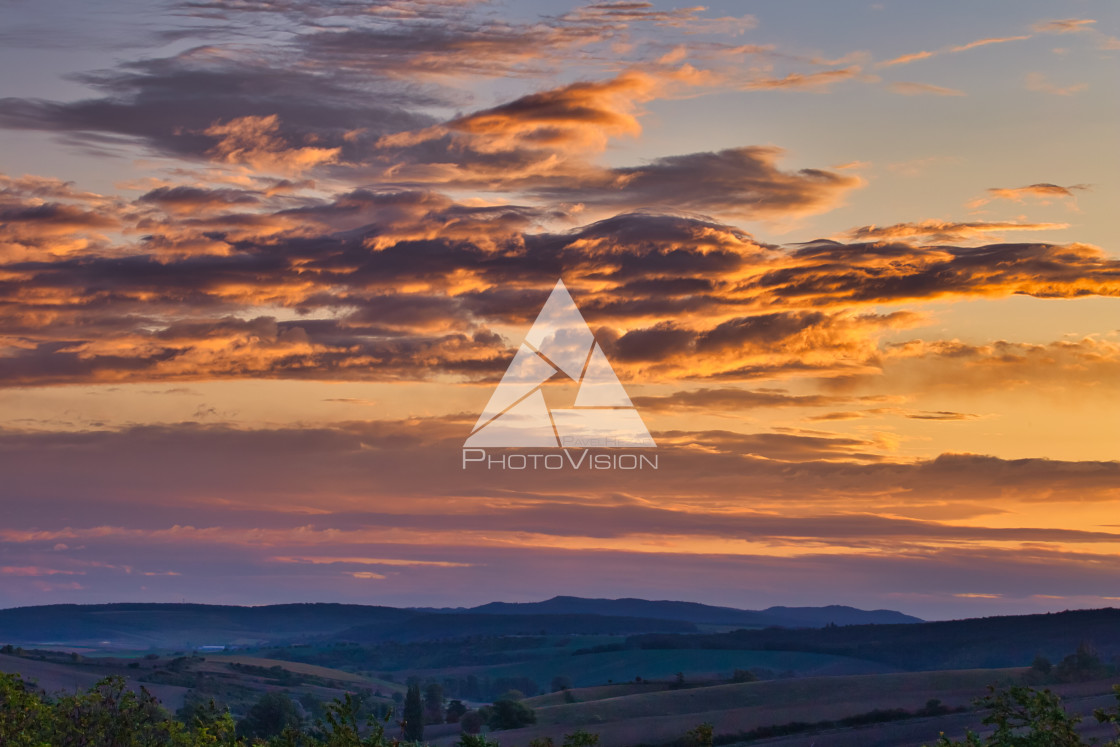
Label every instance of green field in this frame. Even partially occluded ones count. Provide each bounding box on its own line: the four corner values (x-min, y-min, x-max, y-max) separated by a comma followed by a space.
438, 647, 898, 689
201, 654, 402, 689
429, 668, 1030, 747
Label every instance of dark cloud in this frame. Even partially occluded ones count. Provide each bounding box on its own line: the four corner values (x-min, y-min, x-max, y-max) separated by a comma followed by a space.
762, 241, 1120, 304
1, 418, 1118, 612
137, 186, 261, 212
532, 146, 861, 219
2, 173, 1118, 386
0, 47, 435, 162
632, 387, 850, 412
2, 420, 1117, 513
843, 220, 1069, 243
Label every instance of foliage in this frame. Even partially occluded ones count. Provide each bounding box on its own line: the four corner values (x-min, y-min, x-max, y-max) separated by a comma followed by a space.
561, 729, 599, 747
687, 723, 713, 747
480, 698, 536, 730
929, 683, 1120, 747
0, 671, 415, 747
237, 691, 303, 741
456, 734, 500, 747
422, 683, 444, 724
632, 609, 1120, 672
445, 699, 467, 724
459, 710, 484, 734
10, 668, 1118, 747
1053, 642, 1107, 683
316, 693, 397, 747
401, 684, 423, 742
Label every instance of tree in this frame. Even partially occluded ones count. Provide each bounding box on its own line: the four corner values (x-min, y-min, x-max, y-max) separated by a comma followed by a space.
459, 710, 484, 735
1096, 685, 1120, 740
688, 722, 714, 747
53, 676, 184, 747
484, 698, 536, 730
402, 682, 424, 742
318, 692, 395, 747
237, 690, 303, 740
1054, 642, 1106, 683
927, 684, 1120, 747
176, 692, 231, 732
423, 682, 445, 724
550, 676, 572, 692
0, 671, 51, 746
457, 734, 500, 747
1023, 655, 1053, 685
562, 729, 600, 747
445, 699, 468, 724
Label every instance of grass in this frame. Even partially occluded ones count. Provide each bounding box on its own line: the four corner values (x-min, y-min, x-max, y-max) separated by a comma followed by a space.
530, 668, 1025, 726
466, 648, 897, 688
200, 654, 386, 686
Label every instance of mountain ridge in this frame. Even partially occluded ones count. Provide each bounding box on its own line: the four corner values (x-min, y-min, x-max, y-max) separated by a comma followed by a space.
0, 597, 922, 648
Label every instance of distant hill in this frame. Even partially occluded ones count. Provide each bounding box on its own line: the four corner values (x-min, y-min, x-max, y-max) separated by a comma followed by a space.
456, 596, 922, 627
629, 607, 1120, 670
0, 597, 920, 649
332, 612, 697, 643
0, 603, 414, 648
760, 604, 922, 627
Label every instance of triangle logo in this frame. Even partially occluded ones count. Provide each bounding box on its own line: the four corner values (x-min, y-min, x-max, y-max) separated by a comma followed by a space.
466, 279, 655, 449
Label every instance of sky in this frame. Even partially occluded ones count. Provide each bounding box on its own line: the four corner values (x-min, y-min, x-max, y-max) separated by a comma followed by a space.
0, 0, 1117, 621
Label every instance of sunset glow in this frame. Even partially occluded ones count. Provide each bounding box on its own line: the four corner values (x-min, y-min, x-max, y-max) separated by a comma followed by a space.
1, 0, 1117, 619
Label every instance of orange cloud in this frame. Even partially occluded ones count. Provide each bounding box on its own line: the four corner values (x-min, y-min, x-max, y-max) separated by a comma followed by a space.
205, 115, 341, 173
877, 34, 1030, 68
843, 219, 1068, 243
1025, 72, 1088, 96
887, 82, 966, 97
968, 182, 1088, 209
1032, 18, 1096, 34
878, 50, 934, 67
739, 68, 860, 91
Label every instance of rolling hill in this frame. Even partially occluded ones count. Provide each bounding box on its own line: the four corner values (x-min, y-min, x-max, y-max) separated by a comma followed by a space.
0, 597, 920, 649
429, 596, 922, 627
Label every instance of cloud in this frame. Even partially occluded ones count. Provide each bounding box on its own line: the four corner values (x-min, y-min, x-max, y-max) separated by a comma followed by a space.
1032, 18, 1096, 34
905, 411, 978, 421
2, 178, 1118, 388
136, 185, 261, 214
842, 220, 1069, 243
531, 146, 863, 220
0, 413, 1117, 612
887, 82, 966, 97
877, 337, 1120, 395
876, 34, 1030, 68
0, 0, 770, 172
204, 115, 341, 174
0, 45, 435, 162
601, 309, 917, 380
1, 420, 1117, 517
631, 387, 855, 412
1025, 72, 1088, 96
770, 240, 1120, 305
738, 68, 861, 92
968, 183, 1089, 209
0, 175, 125, 261
878, 50, 935, 67
948, 35, 1033, 52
